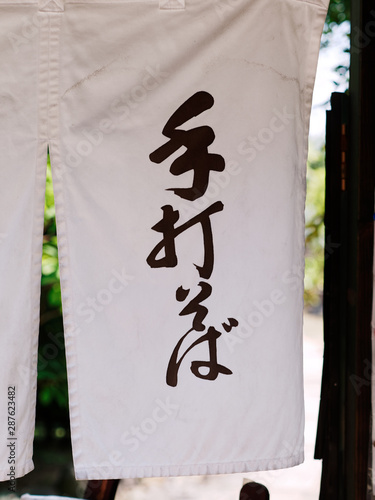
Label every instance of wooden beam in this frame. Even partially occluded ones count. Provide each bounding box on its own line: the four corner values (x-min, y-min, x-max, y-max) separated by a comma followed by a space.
346, 0, 375, 497
84, 480, 120, 500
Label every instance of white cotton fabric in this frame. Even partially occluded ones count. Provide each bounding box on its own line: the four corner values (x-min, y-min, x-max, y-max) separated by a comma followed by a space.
0, 0, 328, 481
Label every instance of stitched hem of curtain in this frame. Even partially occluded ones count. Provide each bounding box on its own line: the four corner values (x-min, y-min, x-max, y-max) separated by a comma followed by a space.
24, 23, 50, 481
21, 495, 83, 500
0, 460, 34, 481
74, 453, 304, 479
0, 0, 159, 4
294, 0, 330, 9
65, 0, 158, 3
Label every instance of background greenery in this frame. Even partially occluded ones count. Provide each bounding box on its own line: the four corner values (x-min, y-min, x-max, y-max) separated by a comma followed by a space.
305, 147, 326, 309
326, 0, 350, 28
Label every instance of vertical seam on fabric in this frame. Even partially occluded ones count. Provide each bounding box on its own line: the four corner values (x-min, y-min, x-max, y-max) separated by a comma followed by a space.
47, 15, 51, 135
293, 0, 328, 7
48, 12, 85, 468
28, 8, 49, 470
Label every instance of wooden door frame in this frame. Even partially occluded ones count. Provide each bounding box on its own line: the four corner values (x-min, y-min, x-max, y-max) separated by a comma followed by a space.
346, 0, 375, 497
316, 2, 375, 498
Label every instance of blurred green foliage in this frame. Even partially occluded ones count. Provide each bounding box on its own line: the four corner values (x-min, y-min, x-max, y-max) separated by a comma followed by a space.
37, 155, 69, 442
305, 147, 325, 309
326, 0, 350, 28
302, 0, 350, 309
42, 157, 60, 305
322, 0, 350, 86
303, 0, 350, 308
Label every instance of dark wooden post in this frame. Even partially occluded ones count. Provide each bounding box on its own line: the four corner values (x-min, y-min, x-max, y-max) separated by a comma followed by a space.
345, 0, 375, 497
315, 92, 349, 500
83, 480, 120, 500
315, 1, 375, 499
